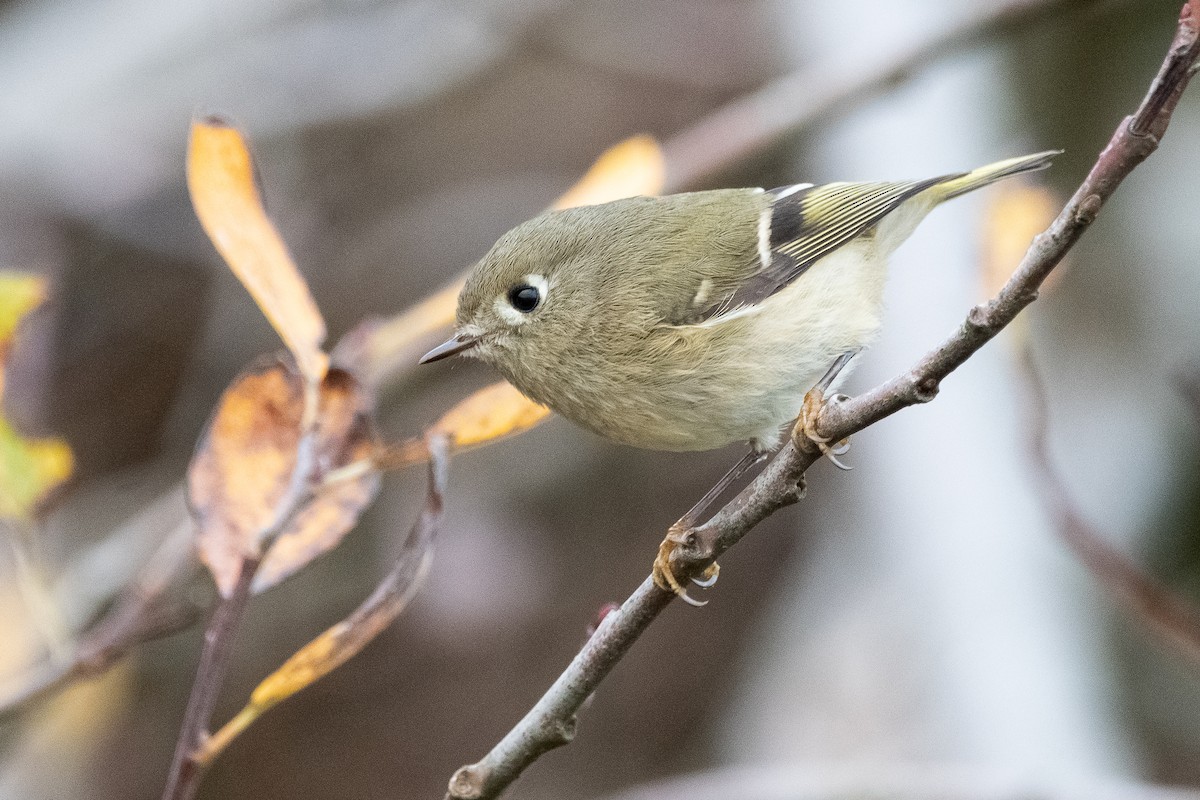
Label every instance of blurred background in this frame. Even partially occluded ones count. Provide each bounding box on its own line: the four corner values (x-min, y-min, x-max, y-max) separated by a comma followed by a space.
1, 0, 1199, 798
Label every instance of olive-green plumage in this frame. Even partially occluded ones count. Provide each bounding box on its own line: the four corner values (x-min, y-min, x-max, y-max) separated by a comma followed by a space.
423, 152, 1058, 452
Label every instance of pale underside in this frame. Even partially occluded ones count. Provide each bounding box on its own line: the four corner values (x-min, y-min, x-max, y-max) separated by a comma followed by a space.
564, 238, 888, 452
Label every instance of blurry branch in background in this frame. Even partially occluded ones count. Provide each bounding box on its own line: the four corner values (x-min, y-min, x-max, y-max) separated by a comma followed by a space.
0, 488, 199, 720
0, 519, 200, 719
1019, 348, 1200, 668
1174, 368, 1200, 425
662, 0, 1102, 190
982, 178, 1200, 670
444, 2, 1200, 797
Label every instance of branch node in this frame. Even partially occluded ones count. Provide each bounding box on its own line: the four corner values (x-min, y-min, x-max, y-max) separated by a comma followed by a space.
690, 528, 720, 562
551, 715, 578, 744
790, 474, 808, 501
965, 303, 992, 333
448, 765, 487, 800
1074, 193, 1103, 225
1126, 114, 1163, 143
912, 376, 941, 404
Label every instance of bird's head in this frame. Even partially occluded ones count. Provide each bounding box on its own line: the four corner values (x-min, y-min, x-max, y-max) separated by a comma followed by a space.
419, 208, 593, 372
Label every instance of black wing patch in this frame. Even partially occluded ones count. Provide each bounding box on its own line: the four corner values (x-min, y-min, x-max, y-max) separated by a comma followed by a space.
699, 174, 961, 321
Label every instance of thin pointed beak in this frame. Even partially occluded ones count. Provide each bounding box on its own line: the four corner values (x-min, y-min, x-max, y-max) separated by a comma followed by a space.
419, 332, 481, 364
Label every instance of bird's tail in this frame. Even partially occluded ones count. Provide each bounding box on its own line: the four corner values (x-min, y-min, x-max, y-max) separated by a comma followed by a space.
934, 150, 1062, 201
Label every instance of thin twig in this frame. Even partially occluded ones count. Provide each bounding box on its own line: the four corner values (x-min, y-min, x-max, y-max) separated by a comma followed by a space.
193, 435, 450, 766
0, 519, 200, 721
1019, 347, 1200, 668
158, 445, 381, 797
444, 2, 1200, 797
160, 555, 260, 800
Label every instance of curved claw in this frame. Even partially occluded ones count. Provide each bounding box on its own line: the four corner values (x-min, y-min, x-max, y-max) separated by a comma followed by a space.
691, 563, 720, 588
824, 446, 853, 471
795, 384, 854, 469
653, 535, 716, 607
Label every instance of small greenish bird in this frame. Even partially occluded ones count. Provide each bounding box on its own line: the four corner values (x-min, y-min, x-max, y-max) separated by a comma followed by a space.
421, 151, 1058, 457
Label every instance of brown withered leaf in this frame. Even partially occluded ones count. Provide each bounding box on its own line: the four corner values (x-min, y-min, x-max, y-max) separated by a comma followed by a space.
253, 369, 380, 592
187, 116, 328, 384
189, 355, 379, 596
196, 437, 448, 766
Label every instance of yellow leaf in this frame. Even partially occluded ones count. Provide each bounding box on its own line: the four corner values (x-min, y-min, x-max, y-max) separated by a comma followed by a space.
359, 135, 666, 384
373, 382, 550, 471
0, 273, 45, 348
0, 420, 73, 520
187, 117, 328, 384
0, 273, 73, 520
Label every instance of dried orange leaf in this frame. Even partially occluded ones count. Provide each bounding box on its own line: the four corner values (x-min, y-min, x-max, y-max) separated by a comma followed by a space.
431, 381, 550, 450
0, 273, 73, 520
552, 135, 666, 210
189, 356, 379, 595
981, 181, 1061, 299
189, 357, 304, 593
197, 439, 448, 765
187, 117, 328, 383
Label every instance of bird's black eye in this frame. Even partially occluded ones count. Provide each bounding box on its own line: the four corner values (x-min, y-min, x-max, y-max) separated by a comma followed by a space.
508, 284, 541, 313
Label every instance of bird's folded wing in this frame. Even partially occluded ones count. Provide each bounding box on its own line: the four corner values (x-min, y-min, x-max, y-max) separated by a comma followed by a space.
697, 174, 958, 322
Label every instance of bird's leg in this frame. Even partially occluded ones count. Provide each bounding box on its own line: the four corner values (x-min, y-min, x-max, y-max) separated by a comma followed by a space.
794, 350, 857, 470
652, 448, 767, 605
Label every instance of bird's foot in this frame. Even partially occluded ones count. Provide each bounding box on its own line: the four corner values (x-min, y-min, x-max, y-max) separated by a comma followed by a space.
792, 351, 858, 470
794, 387, 852, 470
652, 526, 717, 607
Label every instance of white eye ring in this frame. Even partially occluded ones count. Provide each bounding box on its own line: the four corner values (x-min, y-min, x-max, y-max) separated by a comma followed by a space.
495, 274, 549, 326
